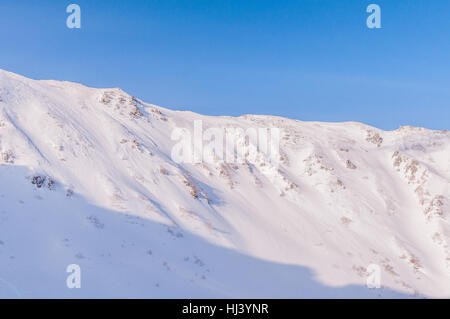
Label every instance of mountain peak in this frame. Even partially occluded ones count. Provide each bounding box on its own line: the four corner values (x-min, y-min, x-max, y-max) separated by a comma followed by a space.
0, 69, 449, 298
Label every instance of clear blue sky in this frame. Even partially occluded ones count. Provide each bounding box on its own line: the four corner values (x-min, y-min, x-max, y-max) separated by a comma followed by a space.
1, 0, 449, 130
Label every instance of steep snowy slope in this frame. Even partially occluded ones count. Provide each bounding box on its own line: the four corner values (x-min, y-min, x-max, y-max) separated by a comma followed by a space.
0, 69, 449, 298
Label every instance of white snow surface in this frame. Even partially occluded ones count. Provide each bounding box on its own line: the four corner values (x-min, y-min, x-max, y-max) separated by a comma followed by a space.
0, 69, 449, 298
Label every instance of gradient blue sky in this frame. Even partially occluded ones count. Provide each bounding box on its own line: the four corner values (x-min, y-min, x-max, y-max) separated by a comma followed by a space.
1, 0, 449, 130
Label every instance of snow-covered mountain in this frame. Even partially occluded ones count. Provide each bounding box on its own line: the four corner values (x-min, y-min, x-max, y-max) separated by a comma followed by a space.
0, 69, 449, 298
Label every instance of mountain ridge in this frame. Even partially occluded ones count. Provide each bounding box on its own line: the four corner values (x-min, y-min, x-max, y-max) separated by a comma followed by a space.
0, 69, 449, 298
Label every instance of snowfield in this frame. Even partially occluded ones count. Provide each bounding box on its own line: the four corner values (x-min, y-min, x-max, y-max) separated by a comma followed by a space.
0, 69, 449, 298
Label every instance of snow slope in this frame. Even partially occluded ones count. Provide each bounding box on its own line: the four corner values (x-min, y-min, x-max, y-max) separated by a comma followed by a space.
0, 69, 449, 298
